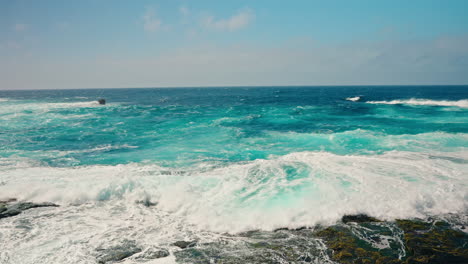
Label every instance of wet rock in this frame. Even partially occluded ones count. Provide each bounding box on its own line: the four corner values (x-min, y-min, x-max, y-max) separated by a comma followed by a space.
0, 205, 6, 214
135, 198, 157, 207
0, 202, 58, 219
315, 226, 401, 264
342, 214, 381, 223
96, 240, 142, 264
98, 99, 106, 105
396, 219, 468, 263
0, 198, 17, 203
274, 226, 309, 232
172, 240, 197, 249
135, 247, 169, 260
298, 255, 312, 262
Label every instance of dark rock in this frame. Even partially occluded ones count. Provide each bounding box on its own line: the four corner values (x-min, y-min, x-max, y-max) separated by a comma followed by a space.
174, 232, 327, 264
342, 214, 381, 223
172, 240, 196, 249
96, 240, 142, 263
98, 99, 106, 105
136, 198, 157, 207
298, 255, 312, 262
0, 198, 17, 203
0, 208, 21, 218
315, 226, 401, 264
274, 226, 309, 232
171, 217, 468, 264
396, 219, 468, 264
0, 202, 59, 219
10, 202, 58, 211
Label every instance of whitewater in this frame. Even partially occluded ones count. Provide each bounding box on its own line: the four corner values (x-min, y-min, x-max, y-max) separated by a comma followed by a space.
0, 86, 467, 263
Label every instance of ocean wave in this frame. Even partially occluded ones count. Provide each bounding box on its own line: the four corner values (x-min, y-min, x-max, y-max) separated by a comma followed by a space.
1, 150, 467, 233
43, 101, 102, 108
366, 98, 468, 108
346, 96, 361, 102
0, 100, 111, 116
266, 129, 468, 153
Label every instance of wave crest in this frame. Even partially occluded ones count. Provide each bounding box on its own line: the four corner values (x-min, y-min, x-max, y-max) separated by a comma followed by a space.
346, 96, 361, 102
366, 98, 468, 108
1, 150, 467, 233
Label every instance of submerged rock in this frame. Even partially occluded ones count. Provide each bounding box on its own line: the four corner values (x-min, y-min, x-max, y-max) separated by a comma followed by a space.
135, 247, 169, 260
315, 225, 400, 264
96, 240, 142, 264
173, 240, 197, 249
0, 201, 58, 219
175, 230, 333, 264
173, 217, 467, 264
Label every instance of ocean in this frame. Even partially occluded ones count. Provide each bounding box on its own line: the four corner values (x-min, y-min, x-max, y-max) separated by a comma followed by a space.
0, 86, 467, 263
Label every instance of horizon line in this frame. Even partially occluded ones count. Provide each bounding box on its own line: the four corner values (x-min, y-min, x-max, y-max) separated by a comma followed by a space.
1, 84, 468, 92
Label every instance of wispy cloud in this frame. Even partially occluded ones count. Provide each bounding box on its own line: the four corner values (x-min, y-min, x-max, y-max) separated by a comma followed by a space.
14, 23, 28, 32
202, 8, 254, 32
142, 8, 162, 32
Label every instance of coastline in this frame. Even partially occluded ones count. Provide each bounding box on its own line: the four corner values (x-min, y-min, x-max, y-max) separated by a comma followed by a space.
1, 199, 467, 263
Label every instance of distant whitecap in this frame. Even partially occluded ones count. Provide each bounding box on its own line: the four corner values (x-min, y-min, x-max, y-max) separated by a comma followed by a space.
346, 96, 361, 102
367, 98, 468, 108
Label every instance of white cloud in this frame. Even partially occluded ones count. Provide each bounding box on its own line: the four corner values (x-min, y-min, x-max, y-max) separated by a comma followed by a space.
202, 8, 254, 32
142, 8, 162, 32
14, 23, 27, 32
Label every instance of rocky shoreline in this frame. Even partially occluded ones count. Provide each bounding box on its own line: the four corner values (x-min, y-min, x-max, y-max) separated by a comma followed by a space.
1, 199, 467, 263
0, 199, 58, 219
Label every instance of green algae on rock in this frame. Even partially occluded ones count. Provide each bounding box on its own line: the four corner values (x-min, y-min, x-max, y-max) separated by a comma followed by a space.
171, 216, 467, 264
315, 225, 401, 264
396, 219, 468, 263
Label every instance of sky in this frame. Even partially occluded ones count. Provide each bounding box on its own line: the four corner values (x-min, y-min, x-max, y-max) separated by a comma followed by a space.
1, 0, 468, 89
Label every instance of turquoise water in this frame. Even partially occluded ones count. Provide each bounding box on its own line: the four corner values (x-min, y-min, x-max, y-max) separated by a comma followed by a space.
1, 86, 467, 167
0, 86, 467, 263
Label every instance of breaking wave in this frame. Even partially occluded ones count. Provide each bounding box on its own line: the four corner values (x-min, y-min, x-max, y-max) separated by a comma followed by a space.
366, 98, 468, 108
346, 96, 361, 102
1, 150, 467, 233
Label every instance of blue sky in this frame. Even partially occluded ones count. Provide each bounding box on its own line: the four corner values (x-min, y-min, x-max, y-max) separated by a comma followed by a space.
1, 0, 468, 89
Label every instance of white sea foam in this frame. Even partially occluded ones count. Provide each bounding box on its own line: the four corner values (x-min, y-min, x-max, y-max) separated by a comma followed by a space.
46, 101, 101, 108
1, 150, 467, 229
0, 150, 467, 263
346, 96, 361, 102
366, 98, 468, 108
0, 100, 113, 118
